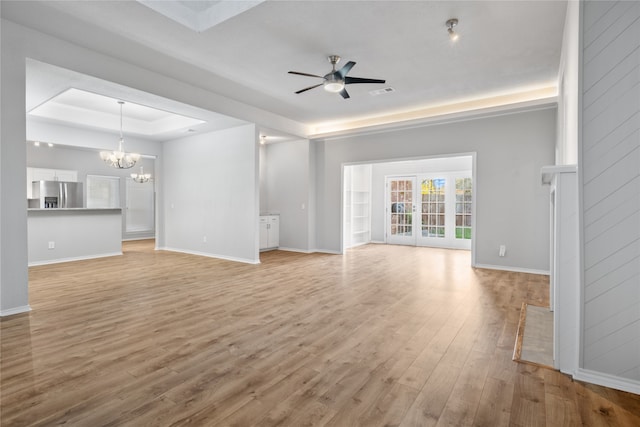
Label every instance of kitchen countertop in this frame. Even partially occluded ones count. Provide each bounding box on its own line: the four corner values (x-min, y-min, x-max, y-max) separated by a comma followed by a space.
28, 208, 122, 212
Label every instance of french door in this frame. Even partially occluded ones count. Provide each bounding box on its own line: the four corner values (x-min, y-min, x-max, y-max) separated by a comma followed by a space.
386, 177, 416, 245
386, 173, 472, 249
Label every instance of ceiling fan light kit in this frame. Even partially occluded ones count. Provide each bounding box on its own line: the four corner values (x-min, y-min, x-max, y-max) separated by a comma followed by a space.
289, 55, 385, 99
323, 76, 345, 93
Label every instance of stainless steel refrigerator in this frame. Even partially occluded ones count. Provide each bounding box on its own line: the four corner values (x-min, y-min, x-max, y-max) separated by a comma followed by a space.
30, 181, 83, 208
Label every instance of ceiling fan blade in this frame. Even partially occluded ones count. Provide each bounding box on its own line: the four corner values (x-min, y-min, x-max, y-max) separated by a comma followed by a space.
345, 76, 386, 85
295, 83, 323, 94
336, 61, 356, 78
288, 71, 325, 79
339, 88, 350, 99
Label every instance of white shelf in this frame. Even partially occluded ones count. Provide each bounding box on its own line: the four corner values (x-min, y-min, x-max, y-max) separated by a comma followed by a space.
344, 165, 371, 249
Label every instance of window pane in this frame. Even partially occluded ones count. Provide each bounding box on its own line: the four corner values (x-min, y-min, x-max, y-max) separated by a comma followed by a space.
421, 178, 446, 239
126, 179, 154, 232
87, 175, 120, 208
455, 176, 472, 240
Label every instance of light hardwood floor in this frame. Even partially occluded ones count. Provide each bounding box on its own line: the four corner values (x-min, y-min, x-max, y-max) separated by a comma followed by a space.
2, 240, 639, 426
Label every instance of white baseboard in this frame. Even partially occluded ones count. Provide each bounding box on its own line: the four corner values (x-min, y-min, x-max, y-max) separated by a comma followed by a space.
277, 247, 314, 254
0, 305, 32, 317
574, 368, 640, 395
473, 263, 550, 276
311, 249, 342, 255
28, 252, 123, 267
158, 247, 260, 265
370, 240, 385, 244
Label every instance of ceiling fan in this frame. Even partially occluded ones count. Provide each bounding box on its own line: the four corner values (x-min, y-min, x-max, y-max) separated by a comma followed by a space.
288, 55, 386, 99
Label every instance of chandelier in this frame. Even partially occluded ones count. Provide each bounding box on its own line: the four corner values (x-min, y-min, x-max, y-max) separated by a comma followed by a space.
131, 166, 151, 183
99, 101, 140, 169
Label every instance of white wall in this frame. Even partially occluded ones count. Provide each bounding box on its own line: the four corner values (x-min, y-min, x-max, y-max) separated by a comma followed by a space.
259, 143, 268, 214
27, 118, 162, 157
556, 0, 580, 165
1, 18, 29, 314
162, 124, 259, 264
263, 139, 313, 252
579, 0, 640, 387
314, 108, 556, 272
370, 156, 473, 242
28, 209, 122, 265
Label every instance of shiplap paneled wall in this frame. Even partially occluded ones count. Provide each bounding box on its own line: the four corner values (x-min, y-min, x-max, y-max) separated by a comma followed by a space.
581, 0, 640, 381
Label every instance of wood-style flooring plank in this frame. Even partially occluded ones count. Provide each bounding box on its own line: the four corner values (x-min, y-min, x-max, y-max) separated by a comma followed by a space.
1, 240, 639, 426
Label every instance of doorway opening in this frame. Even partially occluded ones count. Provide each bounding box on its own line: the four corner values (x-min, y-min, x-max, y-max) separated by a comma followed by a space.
343, 155, 475, 255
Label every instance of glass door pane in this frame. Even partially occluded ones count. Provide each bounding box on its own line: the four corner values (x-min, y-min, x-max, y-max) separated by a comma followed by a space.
386, 177, 416, 245
455, 178, 473, 240
420, 178, 446, 238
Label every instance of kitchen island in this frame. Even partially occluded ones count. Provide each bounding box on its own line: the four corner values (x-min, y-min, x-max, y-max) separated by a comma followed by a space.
28, 208, 122, 266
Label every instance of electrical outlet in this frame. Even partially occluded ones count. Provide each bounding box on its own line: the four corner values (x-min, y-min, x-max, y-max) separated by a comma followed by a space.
499, 245, 506, 257
48, 241, 55, 250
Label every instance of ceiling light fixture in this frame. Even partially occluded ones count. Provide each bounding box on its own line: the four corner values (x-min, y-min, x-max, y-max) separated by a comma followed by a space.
323, 74, 345, 93
34, 141, 40, 147
446, 18, 459, 41
323, 55, 346, 93
131, 166, 151, 183
260, 135, 267, 145
99, 101, 140, 169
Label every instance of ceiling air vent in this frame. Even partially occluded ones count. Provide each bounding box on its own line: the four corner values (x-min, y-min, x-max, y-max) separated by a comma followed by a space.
369, 87, 395, 96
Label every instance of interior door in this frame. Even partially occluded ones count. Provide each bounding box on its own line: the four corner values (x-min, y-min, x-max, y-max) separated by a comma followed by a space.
386, 177, 416, 245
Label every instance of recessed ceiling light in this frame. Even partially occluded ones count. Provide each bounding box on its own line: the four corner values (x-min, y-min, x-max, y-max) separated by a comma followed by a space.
47, 143, 54, 147
33, 141, 40, 147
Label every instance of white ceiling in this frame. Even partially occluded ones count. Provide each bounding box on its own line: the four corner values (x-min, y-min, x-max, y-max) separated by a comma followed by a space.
29, 88, 207, 136
136, 0, 266, 32
4, 0, 567, 140
25, 59, 249, 141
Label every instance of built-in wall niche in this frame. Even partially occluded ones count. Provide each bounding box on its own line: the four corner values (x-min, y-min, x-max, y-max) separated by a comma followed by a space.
343, 164, 372, 249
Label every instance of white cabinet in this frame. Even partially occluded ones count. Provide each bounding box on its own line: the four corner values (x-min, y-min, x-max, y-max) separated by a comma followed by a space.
27, 167, 78, 198
259, 215, 279, 250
